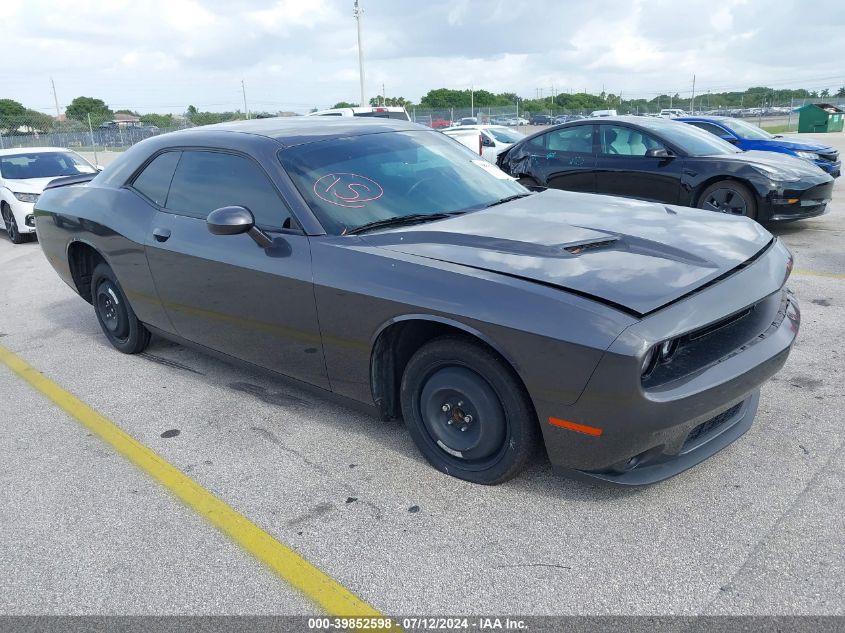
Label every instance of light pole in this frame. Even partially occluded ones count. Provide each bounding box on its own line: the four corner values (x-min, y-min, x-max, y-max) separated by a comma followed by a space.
354, 1, 366, 107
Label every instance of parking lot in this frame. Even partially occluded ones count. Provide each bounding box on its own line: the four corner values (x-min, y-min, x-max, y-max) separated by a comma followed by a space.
1, 132, 843, 618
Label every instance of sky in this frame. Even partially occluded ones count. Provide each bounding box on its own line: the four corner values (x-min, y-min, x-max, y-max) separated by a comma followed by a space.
6, 0, 845, 116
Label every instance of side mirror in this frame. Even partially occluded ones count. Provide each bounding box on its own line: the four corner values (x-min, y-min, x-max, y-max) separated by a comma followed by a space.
207, 205, 273, 248
481, 136, 495, 147
645, 148, 672, 158
720, 135, 739, 145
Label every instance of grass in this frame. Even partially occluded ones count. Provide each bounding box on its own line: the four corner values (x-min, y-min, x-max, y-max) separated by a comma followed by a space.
761, 124, 796, 134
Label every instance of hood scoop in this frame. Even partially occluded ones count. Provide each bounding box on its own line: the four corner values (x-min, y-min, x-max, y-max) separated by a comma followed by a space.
563, 237, 619, 254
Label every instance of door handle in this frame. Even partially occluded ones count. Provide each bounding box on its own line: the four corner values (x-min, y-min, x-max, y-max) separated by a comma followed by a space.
152, 227, 171, 242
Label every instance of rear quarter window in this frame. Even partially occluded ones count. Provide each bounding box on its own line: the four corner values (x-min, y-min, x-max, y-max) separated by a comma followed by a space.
130, 151, 181, 206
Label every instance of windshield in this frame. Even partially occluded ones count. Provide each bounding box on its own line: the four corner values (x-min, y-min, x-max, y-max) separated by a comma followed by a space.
278, 130, 526, 235
720, 118, 773, 140
636, 120, 742, 156
486, 127, 524, 143
0, 151, 96, 179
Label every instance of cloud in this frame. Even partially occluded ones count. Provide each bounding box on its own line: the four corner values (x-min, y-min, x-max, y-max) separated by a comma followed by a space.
3, 0, 843, 115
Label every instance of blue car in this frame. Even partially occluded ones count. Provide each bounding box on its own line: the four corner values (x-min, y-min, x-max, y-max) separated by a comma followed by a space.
677, 116, 841, 177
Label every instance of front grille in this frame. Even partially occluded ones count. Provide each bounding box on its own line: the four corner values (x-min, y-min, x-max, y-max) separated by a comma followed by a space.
682, 403, 743, 452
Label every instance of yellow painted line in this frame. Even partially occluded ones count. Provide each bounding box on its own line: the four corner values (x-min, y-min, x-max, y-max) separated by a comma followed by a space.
793, 268, 845, 280
0, 343, 389, 622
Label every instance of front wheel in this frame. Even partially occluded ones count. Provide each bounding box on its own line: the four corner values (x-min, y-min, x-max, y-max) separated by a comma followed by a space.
697, 180, 757, 220
400, 336, 540, 484
91, 263, 151, 354
2, 204, 25, 244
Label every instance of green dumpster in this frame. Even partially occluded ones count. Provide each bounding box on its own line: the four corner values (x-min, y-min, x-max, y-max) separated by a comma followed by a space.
796, 103, 844, 133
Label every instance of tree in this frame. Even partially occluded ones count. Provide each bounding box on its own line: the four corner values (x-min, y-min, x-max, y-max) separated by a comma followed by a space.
820, 88, 830, 99
837, 87, 845, 98
66, 96, 113, 123
139, 113, 176, 129
114, 109, 139, 116
23, 109, 55, 133
332, 101, 359, 108
368, 96, 411, 107
0, 98, 26, 130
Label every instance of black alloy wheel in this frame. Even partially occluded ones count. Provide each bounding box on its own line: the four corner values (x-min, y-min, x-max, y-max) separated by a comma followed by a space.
698, 181, 757, 220
3, 205, 25, 244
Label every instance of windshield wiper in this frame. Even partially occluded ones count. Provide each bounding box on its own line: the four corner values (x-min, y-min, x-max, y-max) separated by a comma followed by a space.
484, 192, 533, 208
345, 211, 465, 235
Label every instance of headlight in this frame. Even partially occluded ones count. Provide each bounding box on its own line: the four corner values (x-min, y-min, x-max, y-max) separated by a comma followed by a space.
750, 165, 801, 182
795, 151, 820, 160
12, 192, 39, 203
642, 338, 680, 379
641, 347, 657, 378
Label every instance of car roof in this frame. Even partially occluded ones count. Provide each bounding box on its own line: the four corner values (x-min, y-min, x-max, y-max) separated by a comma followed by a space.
676, 116, 731, 122
173, 116, 424, 146
441, 125, 510, 131
0, 147, 75, 156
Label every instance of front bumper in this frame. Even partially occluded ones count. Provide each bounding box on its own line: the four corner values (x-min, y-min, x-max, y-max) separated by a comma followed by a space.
761, 179, 834, 222
533, 239, 800, 485
8, 200, 38, 234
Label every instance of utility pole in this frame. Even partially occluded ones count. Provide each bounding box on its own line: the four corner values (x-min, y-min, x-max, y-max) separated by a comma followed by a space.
50, 78, 61, 119
353, 0, 366, 107
382, 82, 385, 106
690, 74, 696, 114
87, 112, 98, 167
470, 85, 474, 118
241, 80, 249, 119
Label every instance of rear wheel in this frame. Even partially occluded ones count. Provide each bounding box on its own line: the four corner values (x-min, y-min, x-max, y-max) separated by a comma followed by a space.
2, 204, 25, 244
697, 180, 757, 220
400, 336, 539, 484
91, 263, 151, 354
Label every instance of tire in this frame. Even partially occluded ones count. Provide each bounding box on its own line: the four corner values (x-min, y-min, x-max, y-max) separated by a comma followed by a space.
697, 180, 757, 220
2, 204, 25, 245
400, 336, 540, 485
90, 263, 151, 354
517, 176, 541, 188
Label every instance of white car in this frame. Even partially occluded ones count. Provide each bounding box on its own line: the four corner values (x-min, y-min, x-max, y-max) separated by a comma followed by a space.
442, 125, 525, 163
307, 106, 410, 120
659, 109, 688, 118
0, 147, 98, 244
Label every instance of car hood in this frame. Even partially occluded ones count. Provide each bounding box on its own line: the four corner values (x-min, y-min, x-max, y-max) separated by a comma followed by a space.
362, 189, 774, 316
746, 138, 836, 154
1, 177, 60, 194
714, 150, 829, 178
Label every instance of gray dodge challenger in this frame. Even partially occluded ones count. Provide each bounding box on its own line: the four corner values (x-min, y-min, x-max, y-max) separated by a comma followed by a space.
33, 118, 800, 485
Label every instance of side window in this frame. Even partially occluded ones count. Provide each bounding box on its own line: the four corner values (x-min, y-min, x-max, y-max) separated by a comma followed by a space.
600, 125, 665, 156
546, 126, 594, 153
688, 121, 729, 137
165, 151, 290, 228
131, 151, 181, 206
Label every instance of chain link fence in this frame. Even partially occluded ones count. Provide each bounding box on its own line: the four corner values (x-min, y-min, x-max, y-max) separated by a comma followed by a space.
0, 113, 197, 155
2, 99, 844, 155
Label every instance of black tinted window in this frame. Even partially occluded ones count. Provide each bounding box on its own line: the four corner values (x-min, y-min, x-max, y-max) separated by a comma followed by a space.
131, 151, 180, 206
688, 121, 729, 137
165, 151, 289, 227
546, 126, 593, 152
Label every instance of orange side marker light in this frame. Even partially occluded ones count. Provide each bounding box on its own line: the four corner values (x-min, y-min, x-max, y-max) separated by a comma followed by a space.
548, 417, 604, 436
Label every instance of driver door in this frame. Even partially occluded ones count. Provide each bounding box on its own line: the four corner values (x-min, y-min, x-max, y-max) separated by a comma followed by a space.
141, 148, 328, 388
594, 124, 683, 204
